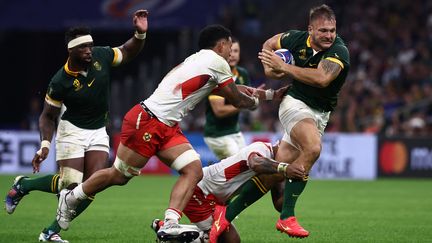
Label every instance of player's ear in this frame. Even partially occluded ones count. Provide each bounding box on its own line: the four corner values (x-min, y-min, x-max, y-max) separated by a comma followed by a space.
308, 25, 312, 35
214, 40, 224, 54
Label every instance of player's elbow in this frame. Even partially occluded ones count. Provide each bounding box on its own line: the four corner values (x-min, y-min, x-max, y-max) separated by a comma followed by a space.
313, 75, 333, 88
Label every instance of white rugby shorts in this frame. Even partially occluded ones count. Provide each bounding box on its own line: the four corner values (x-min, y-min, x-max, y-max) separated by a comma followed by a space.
204, 132, 246, 160
55, 119, 109, 160
279, 95, 330, 148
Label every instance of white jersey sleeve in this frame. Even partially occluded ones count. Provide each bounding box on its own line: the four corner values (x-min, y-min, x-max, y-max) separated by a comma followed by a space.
143, 49, 234, 126
198, 142, 274, 203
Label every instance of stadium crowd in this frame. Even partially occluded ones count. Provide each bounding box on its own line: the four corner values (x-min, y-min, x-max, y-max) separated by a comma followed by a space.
17, 0, 432, 137
197, 0, 432, 136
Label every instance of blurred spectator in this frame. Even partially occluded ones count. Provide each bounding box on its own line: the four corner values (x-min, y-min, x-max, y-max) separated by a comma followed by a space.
21, 97, 41, 131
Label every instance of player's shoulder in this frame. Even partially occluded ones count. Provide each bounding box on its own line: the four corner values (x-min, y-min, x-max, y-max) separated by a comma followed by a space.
51, 66, 72, 84
280, 30, 307, 41
200, 49, 230, 71
247, 141, 272, 152
327, 36, 350, 63
280, 30, 308, 49
331, 36, 349, 52
91, 46, 115, 57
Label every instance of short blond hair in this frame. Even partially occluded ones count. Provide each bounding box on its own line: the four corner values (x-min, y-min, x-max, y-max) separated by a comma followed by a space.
309, 4, 336, 23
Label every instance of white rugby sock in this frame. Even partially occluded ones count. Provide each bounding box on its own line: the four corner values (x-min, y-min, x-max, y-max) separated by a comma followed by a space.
71, 183, 88, 200
164, 208, 182, 224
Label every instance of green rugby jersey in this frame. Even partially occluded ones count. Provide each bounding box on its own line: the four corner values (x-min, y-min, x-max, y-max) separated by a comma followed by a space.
204, 66, 251, 137
45, 46, 122, 129
279, 30, 350, 111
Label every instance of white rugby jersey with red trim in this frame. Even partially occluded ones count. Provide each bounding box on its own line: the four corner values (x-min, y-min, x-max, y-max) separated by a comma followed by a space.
198, 142, 274, 203
143, 49, 234, 126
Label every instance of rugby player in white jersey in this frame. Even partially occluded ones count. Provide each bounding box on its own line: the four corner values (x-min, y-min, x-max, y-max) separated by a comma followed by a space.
56, 24, 287, 242
151, 141, 305, 243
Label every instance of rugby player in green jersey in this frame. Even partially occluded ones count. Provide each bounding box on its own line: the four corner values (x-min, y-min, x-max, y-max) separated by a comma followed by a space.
204, 38, 251, 160
210, 4, 350, 240
4, 10, 149, 242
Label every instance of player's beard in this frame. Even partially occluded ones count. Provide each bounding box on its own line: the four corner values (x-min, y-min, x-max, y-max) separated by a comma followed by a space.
75, 58, 92, 70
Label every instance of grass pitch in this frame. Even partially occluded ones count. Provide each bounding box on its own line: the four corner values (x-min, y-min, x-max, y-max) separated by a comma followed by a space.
0, 175, 431, 243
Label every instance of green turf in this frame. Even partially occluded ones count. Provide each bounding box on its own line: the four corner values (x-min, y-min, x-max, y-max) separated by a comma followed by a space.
0, 175, 431, 242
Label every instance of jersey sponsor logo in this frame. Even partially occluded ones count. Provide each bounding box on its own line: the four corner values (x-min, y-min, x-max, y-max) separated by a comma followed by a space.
93, 61, 102, 71
73, 79, 83, 91
87, 78, 95, 87
143, 132, 152, 142
298, 49, 307, 60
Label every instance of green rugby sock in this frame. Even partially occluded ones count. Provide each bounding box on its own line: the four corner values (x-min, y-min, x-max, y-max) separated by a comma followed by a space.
20, 174, 60, 194
280, 177, 308, 219
45, 197, 94, 233
75, 197, 94, 216
225, 176, 268, 222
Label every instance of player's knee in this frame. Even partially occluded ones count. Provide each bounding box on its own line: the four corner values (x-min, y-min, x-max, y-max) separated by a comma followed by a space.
113, 156, 141, 180
171, 150, 202, 177
179, 160, 203, 183
306, 143, 321, 161
59, 167, 83, 191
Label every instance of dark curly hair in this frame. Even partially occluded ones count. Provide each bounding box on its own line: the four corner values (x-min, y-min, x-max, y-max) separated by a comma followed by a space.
65, 26, 91, 46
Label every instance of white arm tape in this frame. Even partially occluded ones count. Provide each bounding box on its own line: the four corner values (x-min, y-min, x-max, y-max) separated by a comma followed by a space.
134, 31, 147, 40
277, 163, 289, 174
36, 140, 51, 156
265, 89, 275, 100
250, 96, 259, 110
171, 149, 200, 171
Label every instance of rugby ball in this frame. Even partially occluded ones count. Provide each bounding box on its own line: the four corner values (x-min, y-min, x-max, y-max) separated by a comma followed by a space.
274, 49, 294, 64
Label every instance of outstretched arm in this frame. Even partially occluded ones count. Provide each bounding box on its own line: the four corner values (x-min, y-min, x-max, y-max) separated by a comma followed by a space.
218, 82, 259, 110
117, 10, 149, 63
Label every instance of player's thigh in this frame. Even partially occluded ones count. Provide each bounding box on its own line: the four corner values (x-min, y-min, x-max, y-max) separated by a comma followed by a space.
275, 140, 300, 164
290, 119, 322, 152
83, 150, 109, 180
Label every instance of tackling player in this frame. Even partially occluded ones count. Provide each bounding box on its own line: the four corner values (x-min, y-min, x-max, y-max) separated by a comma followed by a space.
55, 24, 287, 242
151, 141, 305, 243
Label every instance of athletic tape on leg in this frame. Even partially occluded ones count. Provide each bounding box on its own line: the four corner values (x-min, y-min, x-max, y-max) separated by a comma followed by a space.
113, 156, 141, 177
171, 150, 200, 171
59, 167, 84, 190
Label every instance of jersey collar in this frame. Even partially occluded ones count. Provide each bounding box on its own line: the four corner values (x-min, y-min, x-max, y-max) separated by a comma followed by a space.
64, 59, 79, 77
307, 35, 320, 56
64, 59, 89, 77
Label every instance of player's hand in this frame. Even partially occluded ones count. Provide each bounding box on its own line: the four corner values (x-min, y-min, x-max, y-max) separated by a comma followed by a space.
133, 9, 149, 33
273, 85, 290, 101
243, 86, 255, 96
284, 163, 305, 180
259, 49, 286, 73
31, 147, 49, 173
